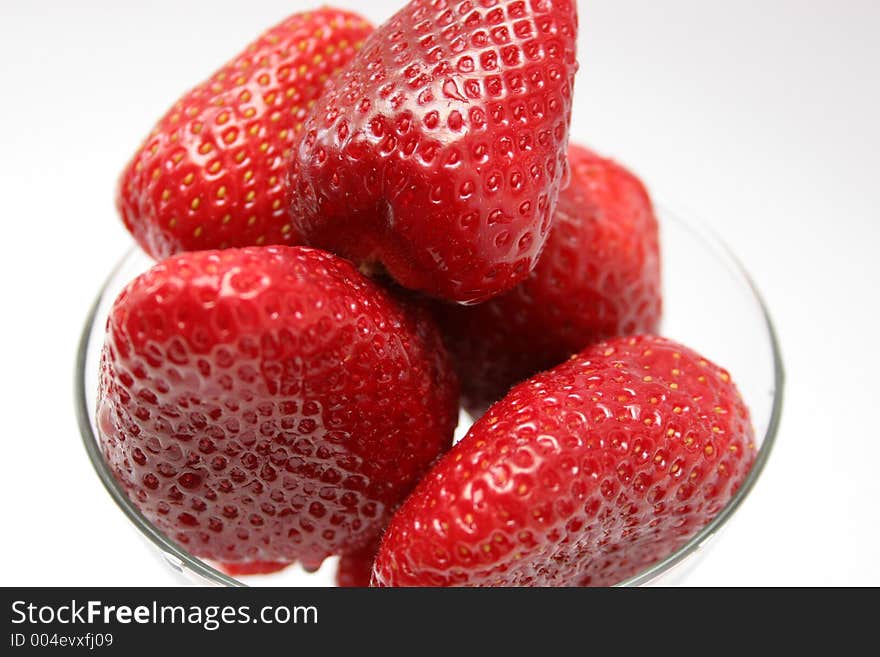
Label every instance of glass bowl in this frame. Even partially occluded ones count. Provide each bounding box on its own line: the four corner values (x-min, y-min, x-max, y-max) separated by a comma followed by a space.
75, 207, 784, 586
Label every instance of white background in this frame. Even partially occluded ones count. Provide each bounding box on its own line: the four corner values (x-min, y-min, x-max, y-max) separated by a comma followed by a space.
1, 0, 878, 586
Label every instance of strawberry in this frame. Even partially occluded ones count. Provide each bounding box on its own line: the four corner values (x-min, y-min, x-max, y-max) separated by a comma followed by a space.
96, 246, 459, 571
218, 560, 290, 577
434, 144, 662, 413
288, 0, 579, 303
335, 541, 380, 587
117, 9, 373, 260
371, 335, 755, 586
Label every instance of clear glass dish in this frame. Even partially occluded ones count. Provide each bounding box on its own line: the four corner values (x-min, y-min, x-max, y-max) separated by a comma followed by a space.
75, 207, 784, 586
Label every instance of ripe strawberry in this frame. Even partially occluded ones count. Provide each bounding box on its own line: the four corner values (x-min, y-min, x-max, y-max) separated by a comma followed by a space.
372, 335, 755, 586
97, 246, 459, 571
434, 144, 661, 413
335, 541, 380, 587
117, 9, 373, 260
218, 560, 290, 577
288, 0, 579, 303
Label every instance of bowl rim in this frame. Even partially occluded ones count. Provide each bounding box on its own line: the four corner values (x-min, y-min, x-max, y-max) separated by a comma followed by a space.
75, 208, 784, 587
617, 209, 785, 585
75, 256, 244, 587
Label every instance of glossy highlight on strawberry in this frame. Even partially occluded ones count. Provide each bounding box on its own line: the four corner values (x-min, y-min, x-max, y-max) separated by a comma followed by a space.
97, 246, 459, 570
118, 8, 373, 260
434, 144, 662, 412
289, 0, 579, 303
372, 335, 755, 586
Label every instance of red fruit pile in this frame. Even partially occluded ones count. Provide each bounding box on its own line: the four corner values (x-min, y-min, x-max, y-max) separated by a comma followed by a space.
96, 0, 756, 586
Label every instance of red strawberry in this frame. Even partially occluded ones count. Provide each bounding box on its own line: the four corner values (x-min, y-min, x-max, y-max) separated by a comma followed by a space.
288, 0, 579, 303
117, 9, 373, 260
218, 560, 290, 577
335, 541, 380, 587
372, 335, 755, 586
97, 246, 459, 571
434, 144, 661, 413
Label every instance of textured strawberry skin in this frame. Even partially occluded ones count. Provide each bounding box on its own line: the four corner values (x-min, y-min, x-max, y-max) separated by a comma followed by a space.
372, 335, 755, 586
117, 9, 373, 260
97, 246, 459, 570
288, 0, 579, 304
434, 144, 661, 412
